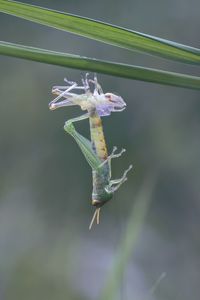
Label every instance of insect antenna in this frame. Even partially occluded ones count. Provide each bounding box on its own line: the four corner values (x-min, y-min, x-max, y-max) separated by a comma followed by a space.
89, 208, 101, 230
97, 208, 100, 225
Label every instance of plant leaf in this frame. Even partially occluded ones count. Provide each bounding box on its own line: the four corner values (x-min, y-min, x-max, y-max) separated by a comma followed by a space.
0, 41, 200, 90
0, 0, 200, 64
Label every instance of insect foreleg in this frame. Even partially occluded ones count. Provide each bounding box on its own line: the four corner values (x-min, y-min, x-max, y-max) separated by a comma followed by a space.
98, 147, 126, 180
89, 73, 103, 95
99, 146, 126, 178
64, 114, 102, 171
81, 73, 90, 93
63, 77, 90, 92
105, 164, 133, 193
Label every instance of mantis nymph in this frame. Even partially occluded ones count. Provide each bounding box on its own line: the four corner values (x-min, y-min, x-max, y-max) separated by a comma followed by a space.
49, 74, 132, 229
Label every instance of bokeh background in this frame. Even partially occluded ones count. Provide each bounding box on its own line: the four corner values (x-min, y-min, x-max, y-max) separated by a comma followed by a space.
0, 0, 200, 299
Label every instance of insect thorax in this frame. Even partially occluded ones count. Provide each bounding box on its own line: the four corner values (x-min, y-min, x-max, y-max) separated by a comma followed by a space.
72, 94, 97, 112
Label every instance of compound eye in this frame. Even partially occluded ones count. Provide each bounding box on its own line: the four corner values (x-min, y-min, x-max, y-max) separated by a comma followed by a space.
105, 94, 114, 102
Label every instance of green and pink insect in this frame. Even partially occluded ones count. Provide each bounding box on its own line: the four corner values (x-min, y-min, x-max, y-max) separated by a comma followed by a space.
49, 74, 132, 228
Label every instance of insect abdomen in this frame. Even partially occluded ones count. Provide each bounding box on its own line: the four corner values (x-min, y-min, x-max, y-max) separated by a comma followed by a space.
89, 112, 108, 161
89, 110, 112, 207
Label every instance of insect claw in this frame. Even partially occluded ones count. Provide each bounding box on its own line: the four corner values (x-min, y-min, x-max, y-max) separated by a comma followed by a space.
64, 78, 76, 85
128, 164, 133, 172
49, 102, 56, 110
120, 148, 126, 155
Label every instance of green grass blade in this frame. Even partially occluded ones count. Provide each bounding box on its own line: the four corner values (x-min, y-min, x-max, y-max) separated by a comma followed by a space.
99, 178, 156, 300
0, 0, 200, 64
1, 41, 200, 90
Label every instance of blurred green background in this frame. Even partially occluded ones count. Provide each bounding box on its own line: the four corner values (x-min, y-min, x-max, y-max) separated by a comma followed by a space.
0, 0, 200, 299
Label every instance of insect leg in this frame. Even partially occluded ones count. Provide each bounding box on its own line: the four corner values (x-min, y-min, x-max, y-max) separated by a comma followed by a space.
109, 147, 126, 159
64, 78, 77, 85
52, 86, 85, 92
89, 73, 103, 95
64, 114, 102, 170
49, 83, 78, 107
81, 73, 90, 93
52, 77, 87, 99
98, 146, 126, 179
63, 78, 88, 90
105, 165, 133, 193
99, 147, 126, 168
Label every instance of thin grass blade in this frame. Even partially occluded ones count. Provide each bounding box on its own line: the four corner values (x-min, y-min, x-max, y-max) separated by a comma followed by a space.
0, 41, 200, 90
0, 0, 199, 64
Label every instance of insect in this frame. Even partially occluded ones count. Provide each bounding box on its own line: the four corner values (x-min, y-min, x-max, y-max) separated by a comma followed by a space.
49, 74, 132, 229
